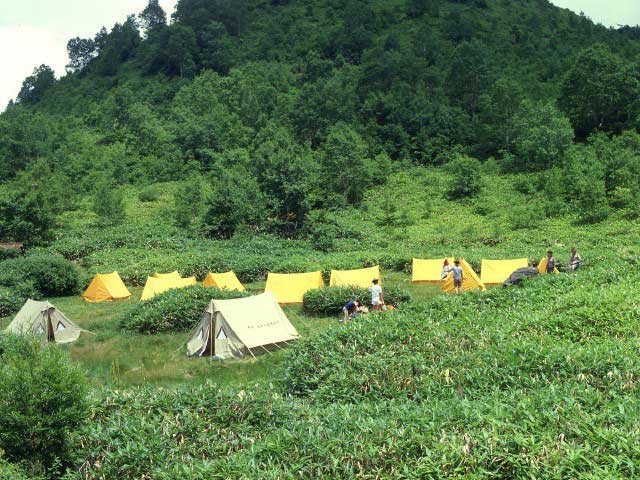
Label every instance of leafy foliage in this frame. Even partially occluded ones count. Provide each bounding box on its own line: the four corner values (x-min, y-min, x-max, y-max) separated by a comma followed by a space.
57, 261, 640, 479
445, 155, 482, 199
510, 101, 574, 171
0, 255, 80, 297
0, 458, 34, 480
17, 65, 56, 104
0, 287, 25, 317
303, 285, 411, 316
0, 335, 89, 476
560, 44, 640, 137
93, 182, 126, 226
120, 285, 250, 334
3, 0, 639, 241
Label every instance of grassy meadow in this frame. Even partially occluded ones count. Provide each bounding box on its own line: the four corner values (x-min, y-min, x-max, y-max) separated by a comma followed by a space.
0, 271, 438, 389
3, 166, 640, 478
3, 166, 639, 390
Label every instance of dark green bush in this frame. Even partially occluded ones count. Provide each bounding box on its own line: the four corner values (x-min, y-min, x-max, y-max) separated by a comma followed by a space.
0, 286, 27, 317
0, 335, 89, 476
303, 285, 411, 316
0, 255, 80, 297
121, 286, 251, 334
0, 247, 21, 260
138, 186, 161, 202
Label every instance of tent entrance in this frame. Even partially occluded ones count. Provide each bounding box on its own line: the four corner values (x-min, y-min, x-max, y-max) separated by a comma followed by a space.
47, 310, 55, 342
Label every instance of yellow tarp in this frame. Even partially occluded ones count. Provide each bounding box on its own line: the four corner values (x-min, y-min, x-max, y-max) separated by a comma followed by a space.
480, 258, 529, 285
203, 271, 245, 291
329, 265, 382, 288
412, 258, 454, 283
443, 259, 486, 293
538, 258, 560, 274
83, 271, 131, 302
265, 271, 324, 304
140, 275, 197, 301
153, 271, 182, 281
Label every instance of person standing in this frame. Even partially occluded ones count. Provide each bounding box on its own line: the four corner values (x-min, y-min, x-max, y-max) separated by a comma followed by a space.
546, 250, 557, 274
570, 248, 582, 272
451, 259, 464, 294
370, 278, 383, 311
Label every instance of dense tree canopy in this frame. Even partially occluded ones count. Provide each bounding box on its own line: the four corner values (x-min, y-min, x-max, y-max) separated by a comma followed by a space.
2, 0, 640, 242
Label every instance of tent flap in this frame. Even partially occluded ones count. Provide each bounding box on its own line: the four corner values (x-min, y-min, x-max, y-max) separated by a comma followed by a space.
265, 271, 324, 304
480, 259, 529, 285
329, 266, 381, 288
203, 271, 245, 292
412, 258, 454, 283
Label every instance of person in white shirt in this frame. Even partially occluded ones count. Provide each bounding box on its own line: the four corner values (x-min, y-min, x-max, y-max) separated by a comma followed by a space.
370, 278, 383, 311
441, 259, 453, 280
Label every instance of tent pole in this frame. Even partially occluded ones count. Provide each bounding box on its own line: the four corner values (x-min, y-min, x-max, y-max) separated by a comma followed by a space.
246, 347, 257, 359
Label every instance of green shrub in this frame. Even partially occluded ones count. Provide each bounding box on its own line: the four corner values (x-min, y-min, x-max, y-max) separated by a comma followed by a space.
0, 286, 27, 317
0, 247, 21, 260
121, 286, 251, 334
0, 458, 34, 480
445, 155, 482, 199
303, 285, 411, 316
0, 255, 80, 297
512, 175, 534, 195
0, 335, 89, 476
93, 182, 126, 226
138, 186, 161, 202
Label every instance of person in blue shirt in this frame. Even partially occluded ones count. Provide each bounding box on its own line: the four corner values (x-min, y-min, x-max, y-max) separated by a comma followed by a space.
451, 259, 464, 294
342, 299, 361, 322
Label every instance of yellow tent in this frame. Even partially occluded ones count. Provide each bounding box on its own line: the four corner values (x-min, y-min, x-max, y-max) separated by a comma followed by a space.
153, 271, 182, 281
203, 271, 245, 291
329, 265, 382, 288
538, 258, 560, 274
442, 259, 486, 293
480, 258, 529, 286
140, 275, 197, 301
83, 272, 131, 302
412, 258, 454, 283
265, 271, 324, 304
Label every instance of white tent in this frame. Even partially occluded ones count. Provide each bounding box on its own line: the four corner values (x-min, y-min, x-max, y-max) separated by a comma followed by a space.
186, 292, 300, 359
4, 299, 81, 345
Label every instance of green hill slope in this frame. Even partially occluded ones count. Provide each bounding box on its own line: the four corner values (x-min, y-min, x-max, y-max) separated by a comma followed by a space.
1, 0, 639, 247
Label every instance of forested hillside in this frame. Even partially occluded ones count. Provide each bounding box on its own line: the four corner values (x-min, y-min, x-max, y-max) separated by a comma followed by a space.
1, 0, 639, 243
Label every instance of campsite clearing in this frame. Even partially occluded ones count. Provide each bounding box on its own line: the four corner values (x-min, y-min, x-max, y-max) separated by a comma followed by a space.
0, 272, 437, 388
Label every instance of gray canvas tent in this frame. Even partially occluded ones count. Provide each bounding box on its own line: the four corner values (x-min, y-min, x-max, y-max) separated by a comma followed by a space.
503, 267, 540, 287
4, 299, 81, 345
187, 292, 300, 359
